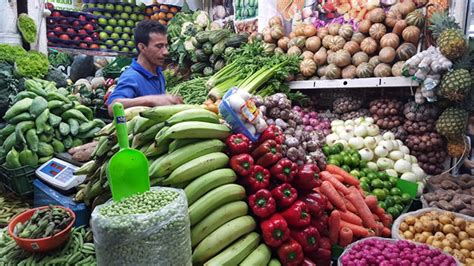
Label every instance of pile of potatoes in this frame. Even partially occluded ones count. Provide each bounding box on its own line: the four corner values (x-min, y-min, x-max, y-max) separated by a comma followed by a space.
398, 210, 474, 264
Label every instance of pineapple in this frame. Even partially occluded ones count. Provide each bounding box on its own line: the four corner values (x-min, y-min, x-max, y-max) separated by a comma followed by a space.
438, 54, 473, 102
436, 107, 468, 138
447, 136, 467, 158
429, 12, 468, 60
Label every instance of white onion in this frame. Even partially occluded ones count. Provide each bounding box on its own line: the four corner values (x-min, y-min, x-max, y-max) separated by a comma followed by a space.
374, 145, 389, 157
391, 140, 399, 150
389, 150, 404, 161
344, 120, 355, 127
354, 125, 368, 137
367, 161, 379, 171
363, 136, 377, 149
411, 164, 426, 180
400, 172, 417, 183
383, 131, 395, 140
374, 135, 383, 144
367, 124, 380, 136
386, 169, 398, 177
349, 137, 364, 149
379, 140, 394, 151
377, 158, 394, 170
331, 120, 344, 127
326, 133, 340, 146
335, 140, 349, 149
399, 145, 410, 154
394, 159, 412, 173
359, 148, 374, 161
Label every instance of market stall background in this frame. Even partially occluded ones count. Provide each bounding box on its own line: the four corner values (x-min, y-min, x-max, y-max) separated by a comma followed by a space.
0, 0, 473, 265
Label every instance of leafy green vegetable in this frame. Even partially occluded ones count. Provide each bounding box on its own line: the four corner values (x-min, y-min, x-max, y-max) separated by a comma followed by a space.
0, 44, 27, 64
17, 13, 37, 44
46, 67, 68, 87
48, 50, 73, 68
0, 63, 19, 112
15, 51, 49, 79
167, 77, 208, 105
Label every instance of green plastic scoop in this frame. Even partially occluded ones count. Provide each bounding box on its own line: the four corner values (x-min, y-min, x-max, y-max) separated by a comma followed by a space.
107, 103, 150, 201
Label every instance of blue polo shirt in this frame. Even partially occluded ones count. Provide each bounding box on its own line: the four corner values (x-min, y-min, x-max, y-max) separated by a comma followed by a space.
107, 59, 166, 105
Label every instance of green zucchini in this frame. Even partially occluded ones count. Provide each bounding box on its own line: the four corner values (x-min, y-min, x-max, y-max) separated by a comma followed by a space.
202, 42, 213, 55
195, 50, 208, 63
225, 34, 248, 47
191, 63, 207, 74
209, 29, 230, 44
212, 39, 226, 56
196, 31, 214, 44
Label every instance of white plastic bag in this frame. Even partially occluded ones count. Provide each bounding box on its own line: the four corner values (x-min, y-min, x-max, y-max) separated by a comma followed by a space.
91, 187, 192, 266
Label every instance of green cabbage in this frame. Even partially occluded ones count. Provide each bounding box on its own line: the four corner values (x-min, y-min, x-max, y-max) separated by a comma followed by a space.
15, 51, 49, 79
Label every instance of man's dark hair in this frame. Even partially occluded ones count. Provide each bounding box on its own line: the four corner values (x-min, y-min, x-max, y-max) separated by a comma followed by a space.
134, 20, 167, 47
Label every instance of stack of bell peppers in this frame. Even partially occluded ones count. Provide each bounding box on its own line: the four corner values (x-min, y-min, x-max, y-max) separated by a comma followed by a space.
227, 125, 333, 266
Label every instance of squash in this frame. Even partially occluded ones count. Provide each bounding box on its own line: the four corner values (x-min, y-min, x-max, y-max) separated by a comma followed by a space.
262, 26, 271, 36
343, 41, 360, 55
278, 36, 290, 51
304, 24, 318, 37
333, 50, 352, 67
317, 27, 329, 39
360, 37, 378, 55
327, 52, 336, 65
314, 47, 328, 66
342, 65, 357, 79
270, 25, 285, 40
374, 63, 392, 77
305, 36, 322, 52
379, 47, 396, 63
338, 24, 353, 40
405, 10, 425, 28
287, 46, 302, 56
294, 24, 305, 36
393, 0, 416, 16
328, 23, 341, 36
300, 59, 317, 77
263, 43, 276, 54
325, 64, 342, 79
380, 33, 400, 48
288, 36, 306, 49
369, 56, 381, 66
358, 20, 372, 34
393, 20, 407, 36
356, 62, 375, 78
367, 8, 385, 23
329, 35, 346, 52
274, 47, 285, 54
289, 32, 296, 39
264, 33, 274, 43
352, 51, 369, 66
391, 61, 405, 76
385, 10, 402, 28
302, 51, 315, 60
317, 64, 327, 77
269, 16, 283, 27
402, 25, 421, 44
396, 42, 417, 60
351, 32, 366, 44
369, 23, 386, 41
322, 35, 333, 49
413, 0, 427, 7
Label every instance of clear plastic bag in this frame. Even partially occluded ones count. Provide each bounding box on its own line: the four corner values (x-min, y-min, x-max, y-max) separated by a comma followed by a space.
91, 187, 192, 266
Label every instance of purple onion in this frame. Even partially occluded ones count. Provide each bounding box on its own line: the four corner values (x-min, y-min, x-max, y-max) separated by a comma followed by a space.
292, 105, 301, 111
309, 111, 318, 118
309, 118, 318, 126
302, 117, 309, 125
401, 259, 410, 266
304, 126, 313, 131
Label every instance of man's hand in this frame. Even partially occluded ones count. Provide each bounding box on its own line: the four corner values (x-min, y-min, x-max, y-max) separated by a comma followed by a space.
464, 160, 474, 169
145, 95, 183, 106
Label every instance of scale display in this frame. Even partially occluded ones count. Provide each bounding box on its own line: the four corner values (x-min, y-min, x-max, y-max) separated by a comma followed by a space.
36, 158, 86, 191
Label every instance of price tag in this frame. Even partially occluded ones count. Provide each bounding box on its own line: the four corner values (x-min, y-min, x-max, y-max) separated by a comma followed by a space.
240, 100, 260, 122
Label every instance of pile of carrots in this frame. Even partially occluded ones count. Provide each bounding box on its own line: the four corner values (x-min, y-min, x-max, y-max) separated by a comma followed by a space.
316, 164, 393, 247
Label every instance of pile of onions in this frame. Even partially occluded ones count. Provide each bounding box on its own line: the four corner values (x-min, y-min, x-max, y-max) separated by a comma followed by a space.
292, 105, 332, 135
340, 238, 457, 266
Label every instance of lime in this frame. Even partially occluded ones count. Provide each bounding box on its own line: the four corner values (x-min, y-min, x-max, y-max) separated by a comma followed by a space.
382, 188, 390, 196
361, 168, 372, 175
394, 204, 404, 213
373, 188, 387, 201
390, 187, 402, 196
350, 169, 361, 178
341, 165, 351, 172
340, 151, 348, 157
389, 176, 398, 187
329, 146, 340, 155
359, 177, 369, 184
393, 195, 403, 205
383, 181, 393, 190
367, 172, 377, 181
328, 159, 340, 166
343, 156, 352, 166
322, 145, 331, 156
378, 201, 387, 210
333, 154, 343, 163
385, 197, 395, 208
371, 179, 383, 189
334, 143, 344, 153
360, 182, 371, 192
377, 172, 389, 181
350, 155, 360, 167
401, 193, 412, 203
359, 160, 368, 168
387, 207, 400, 218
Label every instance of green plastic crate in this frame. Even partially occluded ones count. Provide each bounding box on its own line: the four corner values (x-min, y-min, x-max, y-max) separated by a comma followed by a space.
0, 165, 35, 197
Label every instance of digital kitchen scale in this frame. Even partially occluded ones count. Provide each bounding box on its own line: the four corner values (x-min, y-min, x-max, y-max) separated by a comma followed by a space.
35, 158, 86, 191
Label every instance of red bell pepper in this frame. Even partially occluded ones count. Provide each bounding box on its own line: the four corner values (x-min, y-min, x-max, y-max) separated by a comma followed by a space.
278, 239, 304, 266
271, 158, 297, 183
281, 200, 311, 227
290, 226, 320, 253
229, 154, 254, 177
300, 191, 327, 217
226, 133, 251, 155
251, 140, 282, 167
260, 125, 284, 144
294, 163, 321, 190
302, 257, 317, 266
246, 165, 270, 192
248, 189, 276, 218
311, 214, 329, 236
260, 213, 290, 247
271, 183, 298, 209
308, 248, 332, 266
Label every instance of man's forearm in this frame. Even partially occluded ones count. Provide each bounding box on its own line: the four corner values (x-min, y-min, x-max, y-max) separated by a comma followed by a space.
107, 96, 153, 116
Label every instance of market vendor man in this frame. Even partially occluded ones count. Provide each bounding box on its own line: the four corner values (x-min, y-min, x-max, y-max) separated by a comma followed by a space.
107, 20, 182, 116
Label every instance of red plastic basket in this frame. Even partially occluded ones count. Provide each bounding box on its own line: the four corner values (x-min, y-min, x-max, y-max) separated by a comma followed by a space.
8, 206, 76, 252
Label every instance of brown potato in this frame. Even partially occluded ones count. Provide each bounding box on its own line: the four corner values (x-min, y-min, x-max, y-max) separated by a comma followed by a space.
443, 224, 456, 234
453, 226, 461, 234
405, 215, 416, 225
439, 215, 452, 225
432, 240, 443, 248
442, 239, 453, 248
470, 250, 474, 259
459, 231, 469, 241
460, 249, 470, 258
443, 246, 453, 253
434, 232, 445, 240
466, 224, 474, 237
422, 221, 434, 232
409, 225, 415, 233
403, 230, 414, 239
415, 233, 427, 243
452, 250, 466, 263
446, 233, 459, 243
460, 239, 474, 250
399, 222, 409, 231
414, 221, 425, 233
426, 236, 434, 245
467, 258, 474, 265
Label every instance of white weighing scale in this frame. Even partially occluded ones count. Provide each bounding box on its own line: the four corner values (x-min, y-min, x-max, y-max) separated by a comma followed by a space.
35, 158, 86, 191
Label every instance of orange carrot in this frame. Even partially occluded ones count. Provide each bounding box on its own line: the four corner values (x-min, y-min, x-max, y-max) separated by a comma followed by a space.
347, 187, 377, 230
320, 181, 347, 211
339, 227, 353, 247
339, 211, 362, 225
326, 165, 360, 186
333, 174, 345, 182
339, 220, 371, 237
364, 195, 378, 211
329, 210, 341, 244
320, 171, 350, 195
326, 200, 333, 210
376, 222, 385, 236
344, 198, 357, 213
373, 214, 380, 222
380, 214, 393, 228
382, 227, 391, 237
374, 206, 386, 216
